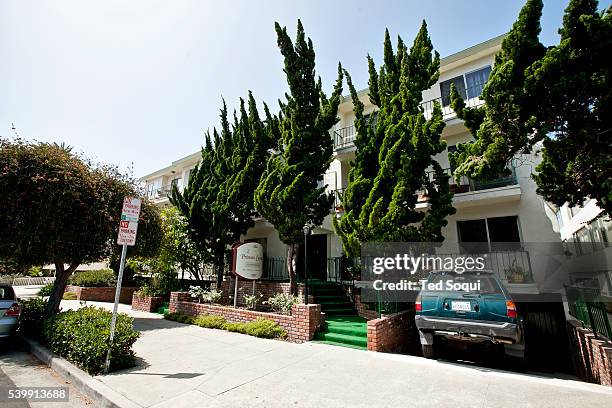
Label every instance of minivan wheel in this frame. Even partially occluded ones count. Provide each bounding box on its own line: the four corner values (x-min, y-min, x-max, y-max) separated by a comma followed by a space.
421, 344, 435, 359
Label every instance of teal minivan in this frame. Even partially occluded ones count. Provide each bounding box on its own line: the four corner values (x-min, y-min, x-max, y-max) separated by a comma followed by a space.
415, 271, 524, 362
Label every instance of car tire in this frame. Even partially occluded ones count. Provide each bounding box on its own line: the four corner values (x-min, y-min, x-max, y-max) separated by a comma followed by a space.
422, 344, 435, 359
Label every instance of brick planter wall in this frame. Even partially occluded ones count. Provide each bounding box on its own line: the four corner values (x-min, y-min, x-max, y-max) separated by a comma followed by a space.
355, 291, 379, 321
131, 294, 164, 313
169, 292, 322, 342
367, 308, 416, 353
219, 280, 306, 309
65, 285, 137, 304
567, 320, 612, 386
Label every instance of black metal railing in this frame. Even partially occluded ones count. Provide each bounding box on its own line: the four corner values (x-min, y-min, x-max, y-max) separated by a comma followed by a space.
326, 257, 359, 283
459, 250, 534, 284
424, 166, 517, 195
260, 257, 288, 282
567, 285, 612, 340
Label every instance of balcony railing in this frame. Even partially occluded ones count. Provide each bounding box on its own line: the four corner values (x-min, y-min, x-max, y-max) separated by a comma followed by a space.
146, 184, 174, 200
332, 86, 486, 150
423, 166, 517, 197
332, 125, 356, 150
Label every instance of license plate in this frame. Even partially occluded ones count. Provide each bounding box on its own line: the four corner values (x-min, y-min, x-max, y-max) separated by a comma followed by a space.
451, 301, 471, 311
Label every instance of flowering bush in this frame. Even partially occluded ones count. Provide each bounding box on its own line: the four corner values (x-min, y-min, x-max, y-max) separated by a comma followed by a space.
188, 286, 222, 304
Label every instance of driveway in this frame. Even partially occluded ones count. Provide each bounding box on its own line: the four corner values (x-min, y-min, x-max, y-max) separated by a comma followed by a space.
57, 300, 612, 408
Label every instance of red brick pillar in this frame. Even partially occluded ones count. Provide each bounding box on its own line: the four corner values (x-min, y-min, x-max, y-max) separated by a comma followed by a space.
292, 304, 322, 342
169, 292, 191, 313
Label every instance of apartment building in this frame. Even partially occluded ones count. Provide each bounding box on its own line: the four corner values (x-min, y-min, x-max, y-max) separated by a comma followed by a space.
141, 34, 561, 292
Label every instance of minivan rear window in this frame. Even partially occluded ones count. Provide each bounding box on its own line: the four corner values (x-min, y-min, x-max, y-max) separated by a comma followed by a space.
425, 274, 502, 294
0, 286, 16, 300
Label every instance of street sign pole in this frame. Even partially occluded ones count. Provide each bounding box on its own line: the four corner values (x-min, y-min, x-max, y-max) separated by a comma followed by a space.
104, 196, 141, 374
104, 243, 127, 374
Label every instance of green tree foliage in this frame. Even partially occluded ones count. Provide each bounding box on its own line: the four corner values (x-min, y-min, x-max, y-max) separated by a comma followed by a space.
128, 207, 202, 293
334, 23, 455, 258
0, 139, 162, 314
449, 0, 546, 180
254, 20, 344, 293
171, 93, 274, 286
526, 0, 612, 215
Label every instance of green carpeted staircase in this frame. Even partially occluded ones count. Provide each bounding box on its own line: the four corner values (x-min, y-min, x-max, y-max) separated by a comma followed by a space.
311, 281, 367, 350
156, 302, 169, 315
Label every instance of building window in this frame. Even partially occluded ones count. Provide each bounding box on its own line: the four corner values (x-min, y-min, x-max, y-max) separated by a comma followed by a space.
440, 75, 466, 106
439, 65, 492, 106
146, 183, 155, 198
465, 66, 492, 99
457, 216, 521, 252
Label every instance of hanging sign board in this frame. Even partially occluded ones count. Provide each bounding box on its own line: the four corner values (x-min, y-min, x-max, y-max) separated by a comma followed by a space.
231, 242, 264, 280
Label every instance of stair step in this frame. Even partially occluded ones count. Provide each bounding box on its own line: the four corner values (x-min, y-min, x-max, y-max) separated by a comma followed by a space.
323, 308, 358, 316
322, 325, 367, 337
312, 340, 367, 350
314, 332, 367, 348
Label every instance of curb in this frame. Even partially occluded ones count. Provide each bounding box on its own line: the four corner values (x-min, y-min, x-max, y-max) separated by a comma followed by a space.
23, 337, 140, 408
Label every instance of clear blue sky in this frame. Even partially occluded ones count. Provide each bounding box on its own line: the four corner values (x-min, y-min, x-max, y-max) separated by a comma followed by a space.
1, 0, 609, 177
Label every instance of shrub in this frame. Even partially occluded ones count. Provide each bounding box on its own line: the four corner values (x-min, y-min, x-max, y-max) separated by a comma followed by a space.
265, 293, 299, 315
164, 312, 194, 324
19, 298, 49, 339
193, 315, 226, 329
37, 283, 55, 297
244, 293, 263, 310
242, 318, 287, 339
188, 286, 222, 304
42, 307, 139, 374
69, 269, 116, 287
222, 322, 247, 333
135, 283, 164, 298
62, 292, 77, 300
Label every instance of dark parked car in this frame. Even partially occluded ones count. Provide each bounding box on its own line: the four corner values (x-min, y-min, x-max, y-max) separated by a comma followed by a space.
415, 271, 524, 363
0, 285, 20, 340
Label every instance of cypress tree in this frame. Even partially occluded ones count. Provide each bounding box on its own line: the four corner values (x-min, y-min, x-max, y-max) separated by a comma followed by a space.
171, 94, 274, 286
526, 0, 612, 215
334, 22, 455, 258
449, 0, 546, 180
254, 20, 344, 294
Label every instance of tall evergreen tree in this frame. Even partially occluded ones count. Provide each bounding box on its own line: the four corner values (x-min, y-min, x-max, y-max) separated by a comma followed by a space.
526, 0, 612, 215
334, 23, 455, 258
449, 0, 546, 180
171, 94, 274, 286
254, 20, 344, 294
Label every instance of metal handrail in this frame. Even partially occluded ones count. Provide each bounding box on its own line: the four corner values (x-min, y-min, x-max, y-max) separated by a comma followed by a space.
146, 183, 175, 200
424, 166, 517, 194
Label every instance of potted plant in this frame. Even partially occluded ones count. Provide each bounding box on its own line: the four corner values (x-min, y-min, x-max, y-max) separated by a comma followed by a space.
504, 261, 526, 284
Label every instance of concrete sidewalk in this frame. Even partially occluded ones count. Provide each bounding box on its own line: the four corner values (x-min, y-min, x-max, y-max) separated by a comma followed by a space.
60, 300, 612, 408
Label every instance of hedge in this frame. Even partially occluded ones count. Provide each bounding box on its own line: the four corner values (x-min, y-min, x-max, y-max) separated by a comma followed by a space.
19, 300, 140, 375
69, 269, 116, 287
164, 312, 287, 339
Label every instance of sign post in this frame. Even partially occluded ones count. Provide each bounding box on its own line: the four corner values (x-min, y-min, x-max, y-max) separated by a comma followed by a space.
104, 196, 141, 374
230, 242, 264, 308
